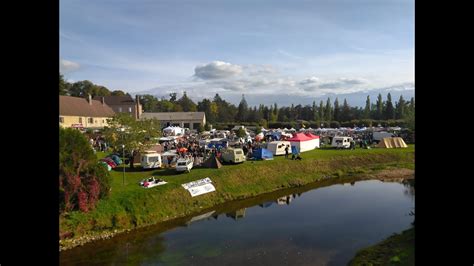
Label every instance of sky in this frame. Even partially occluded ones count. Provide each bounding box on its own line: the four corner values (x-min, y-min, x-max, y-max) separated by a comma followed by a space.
60, 0, 414, 107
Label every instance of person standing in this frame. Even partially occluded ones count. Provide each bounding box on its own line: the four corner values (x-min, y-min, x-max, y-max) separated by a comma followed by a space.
285, 145, 289, 159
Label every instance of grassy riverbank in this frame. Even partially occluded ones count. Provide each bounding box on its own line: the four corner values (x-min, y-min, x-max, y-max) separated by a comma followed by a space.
60, 145, 414, 250
349, 227, 415, 266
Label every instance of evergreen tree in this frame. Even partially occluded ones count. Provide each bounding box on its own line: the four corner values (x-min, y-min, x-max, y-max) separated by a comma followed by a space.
341, 99, 351, 122
312, 101, 319, 121
333, 98, 340, 121
395, 95, 406, 119
376, 93, 384, 120
236, 94, 249, 122
384, 93, 395, 120
318, 100, 325, 123
324, 98, 332, 122
177, 91, 197, 112
364, 95, 371, 119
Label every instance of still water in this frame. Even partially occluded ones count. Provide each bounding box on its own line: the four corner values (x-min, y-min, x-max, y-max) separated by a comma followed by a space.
60, 178, 414, 266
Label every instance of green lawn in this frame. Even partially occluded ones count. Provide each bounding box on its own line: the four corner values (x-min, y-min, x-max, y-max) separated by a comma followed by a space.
349, 227, 415, 266
61, 145, 414, 249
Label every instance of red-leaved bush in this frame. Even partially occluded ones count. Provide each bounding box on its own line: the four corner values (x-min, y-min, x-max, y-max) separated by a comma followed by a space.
60, 128, 111, 213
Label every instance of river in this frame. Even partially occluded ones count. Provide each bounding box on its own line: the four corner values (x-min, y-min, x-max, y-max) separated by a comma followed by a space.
60, 178, 415, 266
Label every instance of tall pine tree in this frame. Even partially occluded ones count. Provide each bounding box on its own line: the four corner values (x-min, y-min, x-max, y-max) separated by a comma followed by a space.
364, 96, 371, 119
318, 100, 325, 124
341, 98, 351, 122
236, 94, 249, 122
333, 98, 340, 122
384, 93, 395, 120
395, 95, 406, 119
324, 98, 332, 122
376, 93, 384, 120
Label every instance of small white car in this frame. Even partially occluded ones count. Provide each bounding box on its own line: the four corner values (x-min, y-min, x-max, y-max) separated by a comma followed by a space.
176, 158, 194, 173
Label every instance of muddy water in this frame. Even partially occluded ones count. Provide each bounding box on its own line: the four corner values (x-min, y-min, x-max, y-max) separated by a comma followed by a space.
60, 178, 414, 266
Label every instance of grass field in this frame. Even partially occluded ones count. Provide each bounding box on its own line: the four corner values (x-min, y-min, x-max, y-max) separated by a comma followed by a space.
60, 145, 414, 250
349, 227, 415, 266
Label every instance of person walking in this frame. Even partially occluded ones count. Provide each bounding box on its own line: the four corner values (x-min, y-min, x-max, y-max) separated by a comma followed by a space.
284, 145, 289, 159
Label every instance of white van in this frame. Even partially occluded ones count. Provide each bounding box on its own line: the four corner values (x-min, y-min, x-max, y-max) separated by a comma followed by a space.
176, 158, 194, 172
266, 141, 291, 156
140, 151, 162, 169
331, 136, 353, 149
221, 147, 246, 164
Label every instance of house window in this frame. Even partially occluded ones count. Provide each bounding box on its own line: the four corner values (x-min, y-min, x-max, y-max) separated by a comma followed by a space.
128, 107, 132, 113
118, 107, 123, 112
59, 117, 64, 123
79, 117, 82, 123
193, 123, 200, 129
88, 118, 94, 124
103, 120, 105, 123
183, 123, 190, 128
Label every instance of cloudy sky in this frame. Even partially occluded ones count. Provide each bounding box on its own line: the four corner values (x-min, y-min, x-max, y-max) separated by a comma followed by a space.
60, 0, 414, 107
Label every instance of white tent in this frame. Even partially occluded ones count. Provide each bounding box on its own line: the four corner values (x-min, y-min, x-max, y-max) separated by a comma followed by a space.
287, 133, 320, 153
163, 126, 184, 136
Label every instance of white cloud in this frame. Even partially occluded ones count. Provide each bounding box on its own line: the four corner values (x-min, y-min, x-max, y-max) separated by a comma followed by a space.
60, 59, 80, 73
194, 61, 243, 79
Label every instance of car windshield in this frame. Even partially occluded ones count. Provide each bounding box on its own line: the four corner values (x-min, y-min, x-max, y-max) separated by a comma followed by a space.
178, 162, 186, 166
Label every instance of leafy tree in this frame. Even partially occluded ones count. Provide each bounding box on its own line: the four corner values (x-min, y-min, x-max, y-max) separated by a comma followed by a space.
177, 91, 197, 112
237, 127, 247, 138
59, 128, 111, 213
59, 73, 70, 95
141, 94, 160, 112
169, 92, 178, 102
111, 90, 127, 96
197, 124, 205, 133
103, 113, 161, 154
69, 80, 111, 98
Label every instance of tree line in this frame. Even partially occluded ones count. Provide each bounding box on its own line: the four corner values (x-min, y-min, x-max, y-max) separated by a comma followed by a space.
60, 74, 414, 128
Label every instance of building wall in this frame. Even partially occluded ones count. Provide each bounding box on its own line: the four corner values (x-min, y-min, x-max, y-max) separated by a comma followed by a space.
159, 119, 205, 129
59, 115, 112, 128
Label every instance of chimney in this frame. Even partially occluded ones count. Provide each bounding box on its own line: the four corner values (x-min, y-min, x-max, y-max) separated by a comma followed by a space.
101, 96, 105, 106
135, 95, 141, 120
88, 94, 92, 105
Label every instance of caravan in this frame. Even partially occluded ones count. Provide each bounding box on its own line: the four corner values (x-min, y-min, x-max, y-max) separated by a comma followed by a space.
221, 147, 246, 164
331, 136, 353, 149
266, 141, 291, 156
141, 151, 162, 169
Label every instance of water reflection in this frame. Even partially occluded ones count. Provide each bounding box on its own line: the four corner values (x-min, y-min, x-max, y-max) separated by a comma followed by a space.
226, 208, 246, 220
61, 178, 415, 266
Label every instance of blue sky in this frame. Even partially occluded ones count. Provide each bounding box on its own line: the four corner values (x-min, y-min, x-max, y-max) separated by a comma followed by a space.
60, 0, 414, 106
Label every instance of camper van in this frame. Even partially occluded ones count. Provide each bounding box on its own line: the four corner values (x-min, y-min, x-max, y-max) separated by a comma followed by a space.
221, 147, 246, 164
266, 141, 291, 156
176, 158, 194, 172
331, 136, 353, 149
141, 151, 162, 169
